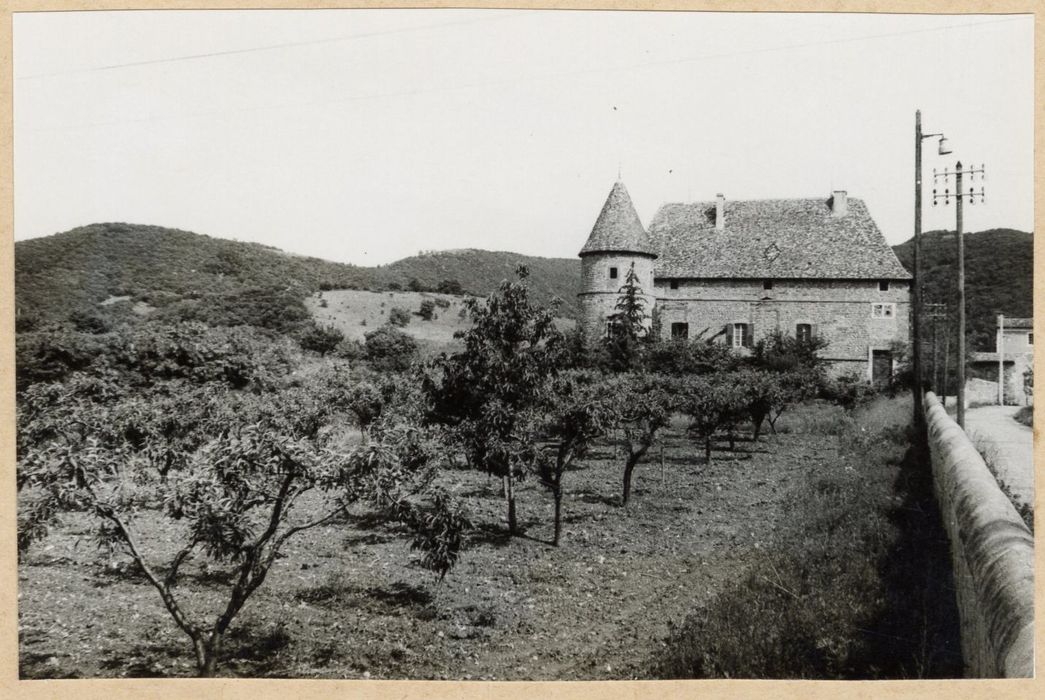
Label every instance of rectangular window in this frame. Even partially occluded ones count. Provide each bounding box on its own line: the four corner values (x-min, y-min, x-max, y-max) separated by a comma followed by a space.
732, 323, 748, 348
763, 279, 773, 290
671, 322, 689, 339
1028, 333, 1034, 345
871, 303, 895, 319
670, 279, 679, 290
796, 323, 812, 342
879, 280, 890, 291
609, 267, 618, 280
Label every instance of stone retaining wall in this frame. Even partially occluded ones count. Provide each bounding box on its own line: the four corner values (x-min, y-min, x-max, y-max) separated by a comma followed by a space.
924, 391, 1034, 677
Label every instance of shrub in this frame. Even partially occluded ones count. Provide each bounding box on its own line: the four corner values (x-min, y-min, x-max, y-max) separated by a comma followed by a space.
418, 299, 436, 321
388, 307, 411, 327
407, 278, 425, 292
364, 325, 418, 372
436, 279, 464, 295
1014, 405, 1033, 427
434, 297, 451, 309
297, 323, 344, 357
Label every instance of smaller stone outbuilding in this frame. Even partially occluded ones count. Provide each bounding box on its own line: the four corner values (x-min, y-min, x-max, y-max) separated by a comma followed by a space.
968, 315, 1034, 405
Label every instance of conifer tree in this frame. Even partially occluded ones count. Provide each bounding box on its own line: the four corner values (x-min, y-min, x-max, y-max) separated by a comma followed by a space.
605, 262, 648, 371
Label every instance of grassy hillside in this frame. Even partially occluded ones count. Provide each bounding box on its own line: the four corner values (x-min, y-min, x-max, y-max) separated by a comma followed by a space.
306, 288, 575, 354
893, 228, 1033, 351
15, 224, 583, 331
375, 249, 581, 317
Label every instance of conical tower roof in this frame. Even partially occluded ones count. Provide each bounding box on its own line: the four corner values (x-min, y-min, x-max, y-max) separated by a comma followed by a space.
579, 180, 657, 257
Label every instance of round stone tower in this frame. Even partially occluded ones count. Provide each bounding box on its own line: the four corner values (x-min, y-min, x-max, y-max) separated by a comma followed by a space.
578, 179, 658, 341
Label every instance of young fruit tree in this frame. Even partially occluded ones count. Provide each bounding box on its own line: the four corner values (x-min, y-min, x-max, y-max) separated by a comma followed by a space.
17, 328, 466, 677
423, 266, 564, 536
681, 374, 746, 464
605, 373, 676, 506
529, 371, 615, 545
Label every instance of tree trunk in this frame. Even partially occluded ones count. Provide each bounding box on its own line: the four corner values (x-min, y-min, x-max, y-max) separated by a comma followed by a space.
704, 438, 712, 464
621, 448, 647, 506
503, 473, 518, 536
751, 414, 764, 441
552, 486, 562, 546
194, 633, 222, 677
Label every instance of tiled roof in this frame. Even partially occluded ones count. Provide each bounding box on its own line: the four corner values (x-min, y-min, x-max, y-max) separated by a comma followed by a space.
647, 197, 911, 280
1003, 318, 1033, 329
579, 180, 657, 257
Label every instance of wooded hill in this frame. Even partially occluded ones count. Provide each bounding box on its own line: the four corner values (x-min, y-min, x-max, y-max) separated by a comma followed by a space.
14, 223, 582, 330
893, 228, 1033, 351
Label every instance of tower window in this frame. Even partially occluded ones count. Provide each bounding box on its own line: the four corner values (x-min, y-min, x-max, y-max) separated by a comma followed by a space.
763, 279, 773, 290
671, 322, 689, 339
670, 279, 679, 290
609, 267, 618, 280
879, 281, 890, 291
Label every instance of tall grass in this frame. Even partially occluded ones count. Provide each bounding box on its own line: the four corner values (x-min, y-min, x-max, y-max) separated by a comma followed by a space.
655, 393, 962, 679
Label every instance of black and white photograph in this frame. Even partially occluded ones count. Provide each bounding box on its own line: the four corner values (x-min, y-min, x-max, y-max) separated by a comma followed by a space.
9, 5, 1036, 687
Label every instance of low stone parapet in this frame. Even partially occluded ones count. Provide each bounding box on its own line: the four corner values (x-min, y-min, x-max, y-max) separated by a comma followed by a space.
924, 391, 1034, 677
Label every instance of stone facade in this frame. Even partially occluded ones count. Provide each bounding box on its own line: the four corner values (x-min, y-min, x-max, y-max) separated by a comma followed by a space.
577, 253, 656, 339
651, 278, 910, 378
577, 180, 912, 381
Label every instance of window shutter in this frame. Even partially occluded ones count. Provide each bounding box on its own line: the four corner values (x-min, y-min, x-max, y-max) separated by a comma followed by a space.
723, 323, 731, 344
744, 323, 754, 348
811, 324, 818, 339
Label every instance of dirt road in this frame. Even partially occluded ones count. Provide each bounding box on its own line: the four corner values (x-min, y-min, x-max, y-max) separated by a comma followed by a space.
965, 405, 1034, 506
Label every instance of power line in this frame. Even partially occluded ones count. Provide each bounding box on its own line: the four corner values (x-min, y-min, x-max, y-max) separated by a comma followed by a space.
21, 15, 1025, 134
16, 11, 526, 80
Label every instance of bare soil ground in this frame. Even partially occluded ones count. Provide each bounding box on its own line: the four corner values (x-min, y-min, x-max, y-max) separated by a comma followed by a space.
19, 405, 841, 680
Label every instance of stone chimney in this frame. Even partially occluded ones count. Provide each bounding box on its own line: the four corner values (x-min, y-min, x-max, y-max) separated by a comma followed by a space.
830, 190, 848, 217
715, 193, 725, 230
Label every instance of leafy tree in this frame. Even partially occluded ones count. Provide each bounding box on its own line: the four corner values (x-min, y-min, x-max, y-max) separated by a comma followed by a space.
17, 342, 465, 677
644, 333, 740, 376
423, 266, 564, 536
681, 374, 746, 464
437, 279, 464, 295
529, 371, 615, 545
297, 323, 344, 357
388, 307, 412, 327
419, 299, 437, 321
603, 263, 648, 371
606, 373, 676, 506
407, 278, 426, 292
364, 325, 419, 372
750, 330, 828, 373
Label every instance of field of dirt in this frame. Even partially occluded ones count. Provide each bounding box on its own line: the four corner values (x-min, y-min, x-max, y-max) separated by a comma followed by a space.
19, 405, 843, 680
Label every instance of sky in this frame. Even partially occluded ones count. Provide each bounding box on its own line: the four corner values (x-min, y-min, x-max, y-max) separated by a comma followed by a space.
13, 10, 1034, 266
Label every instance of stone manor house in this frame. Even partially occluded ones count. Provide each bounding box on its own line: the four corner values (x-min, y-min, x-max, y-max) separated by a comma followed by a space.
578, 180, 912, 382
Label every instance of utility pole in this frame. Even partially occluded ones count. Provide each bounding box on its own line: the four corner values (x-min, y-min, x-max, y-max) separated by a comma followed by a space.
933, 161, 985, 428
943, 321, 951, 408
925, 302, 947, 393
913, 111, 951, 425
998, 314, 1005, 405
